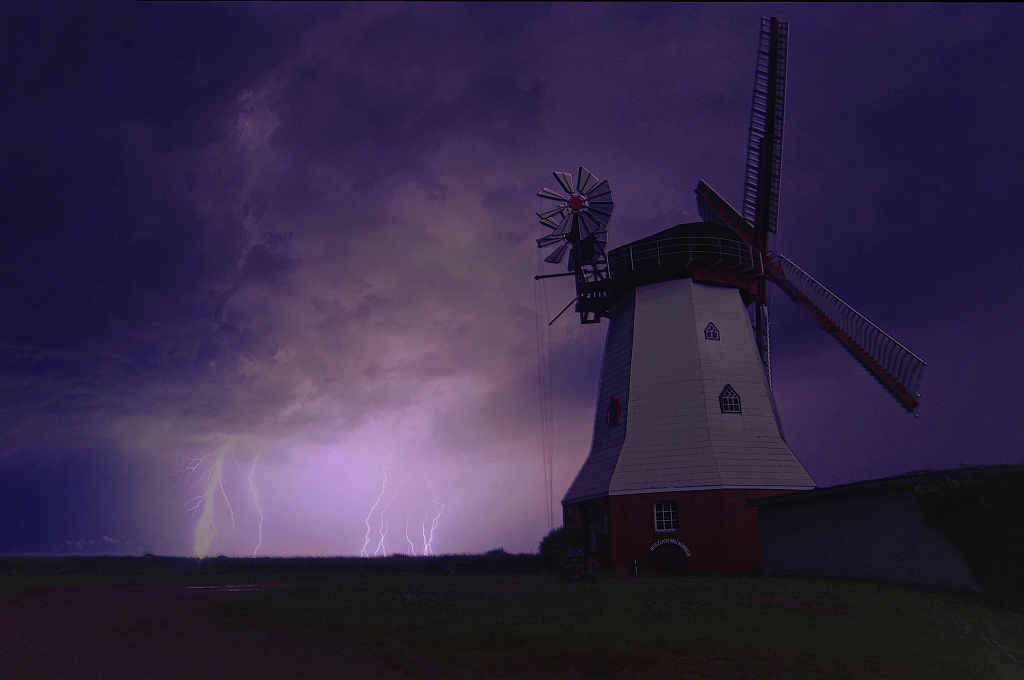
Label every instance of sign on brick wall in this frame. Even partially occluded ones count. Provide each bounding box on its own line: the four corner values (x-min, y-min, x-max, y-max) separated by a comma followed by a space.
650, 538, 691, 556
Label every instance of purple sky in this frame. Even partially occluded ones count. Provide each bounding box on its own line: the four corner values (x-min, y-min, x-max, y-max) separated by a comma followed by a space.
2, 3, 1022, 557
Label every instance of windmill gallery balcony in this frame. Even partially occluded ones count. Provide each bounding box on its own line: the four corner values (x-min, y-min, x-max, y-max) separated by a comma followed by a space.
608, 231, 764, 289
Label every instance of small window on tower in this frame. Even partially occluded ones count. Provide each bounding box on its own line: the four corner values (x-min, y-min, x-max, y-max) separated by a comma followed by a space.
704, 322, 720, 340
719, 384, 741, 413
607, 397, 621, 427
654, 501, 678, 532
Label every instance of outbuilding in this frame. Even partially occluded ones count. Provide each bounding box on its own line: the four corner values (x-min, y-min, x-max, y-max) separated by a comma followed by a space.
747, 466, 1024, 591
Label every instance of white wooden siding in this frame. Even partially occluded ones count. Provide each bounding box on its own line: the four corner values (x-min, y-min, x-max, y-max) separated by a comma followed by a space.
562, 291, 636, 503
608, 278, 814, 493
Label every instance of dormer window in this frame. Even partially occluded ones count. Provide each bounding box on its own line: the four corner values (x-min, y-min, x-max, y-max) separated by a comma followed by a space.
719, 384, 741, 413
704, 322, 720, 340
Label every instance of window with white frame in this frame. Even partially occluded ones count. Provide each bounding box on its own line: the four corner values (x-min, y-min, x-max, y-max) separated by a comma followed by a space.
719, 384, 741, 413
704, 322, 720, 340
654, 501, 678, 532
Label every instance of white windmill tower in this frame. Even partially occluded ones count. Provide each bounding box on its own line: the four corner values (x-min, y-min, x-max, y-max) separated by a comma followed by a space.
535, 18, 926, 576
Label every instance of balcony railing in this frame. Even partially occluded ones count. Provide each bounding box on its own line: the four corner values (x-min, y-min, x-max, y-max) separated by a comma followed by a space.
608, 236, 763, 282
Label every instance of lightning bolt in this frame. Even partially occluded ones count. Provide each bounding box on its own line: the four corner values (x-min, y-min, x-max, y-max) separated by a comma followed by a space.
405, 513, 416, 556
176, 437, 263, 559
422, 482, 444, 556
421, 507, 429, 555
181, 437, 235, 559
374, 479, 401, 557
361, 453, 393, 557
248, 452, 263, 557
360, 455, 445, 558
221, 471, 238, 534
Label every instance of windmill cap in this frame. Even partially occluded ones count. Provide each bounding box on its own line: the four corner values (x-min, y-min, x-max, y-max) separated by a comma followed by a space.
618, 221, 742, 247
608, 222, 762, 291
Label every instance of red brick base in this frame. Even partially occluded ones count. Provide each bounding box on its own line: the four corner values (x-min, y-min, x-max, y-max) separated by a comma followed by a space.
564, 489, 792, 576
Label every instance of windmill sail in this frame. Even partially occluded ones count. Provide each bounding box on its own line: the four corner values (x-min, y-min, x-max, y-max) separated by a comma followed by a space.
695, 180, 755, 245
740, 17, 789, 391
765, 253, 926, 412
743, 17, 788, 242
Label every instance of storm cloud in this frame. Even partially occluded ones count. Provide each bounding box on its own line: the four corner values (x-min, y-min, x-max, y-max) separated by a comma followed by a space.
1, 3, 1021, 555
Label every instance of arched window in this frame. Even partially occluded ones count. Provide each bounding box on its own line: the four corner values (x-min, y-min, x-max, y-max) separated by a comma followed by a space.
654, 501, 678, 532
719, 384, 741, 413
704, 322, 720, 340
607, 397, 621, 427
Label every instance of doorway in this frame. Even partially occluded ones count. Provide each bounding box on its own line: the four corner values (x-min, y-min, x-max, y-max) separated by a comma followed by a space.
651, 542, 689, 574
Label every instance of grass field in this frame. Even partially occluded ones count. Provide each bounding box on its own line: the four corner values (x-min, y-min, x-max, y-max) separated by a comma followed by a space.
1, 556, 1022, 679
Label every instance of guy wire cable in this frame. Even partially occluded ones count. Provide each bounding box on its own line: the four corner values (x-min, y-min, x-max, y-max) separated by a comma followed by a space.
534, 248, 555, 531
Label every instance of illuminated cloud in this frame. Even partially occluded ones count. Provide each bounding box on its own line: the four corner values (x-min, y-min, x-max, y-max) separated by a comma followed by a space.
1, 4, 1021, 555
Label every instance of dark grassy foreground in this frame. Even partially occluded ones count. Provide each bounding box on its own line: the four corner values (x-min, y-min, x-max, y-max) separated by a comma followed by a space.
2, 555, 1023, 679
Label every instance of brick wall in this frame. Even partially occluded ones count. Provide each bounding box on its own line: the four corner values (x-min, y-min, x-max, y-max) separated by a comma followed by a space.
567, 489, 791, 576
564, 497, 613, 568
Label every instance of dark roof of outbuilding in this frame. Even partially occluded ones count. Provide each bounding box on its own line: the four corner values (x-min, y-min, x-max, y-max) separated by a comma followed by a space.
746, 463, 1024, 508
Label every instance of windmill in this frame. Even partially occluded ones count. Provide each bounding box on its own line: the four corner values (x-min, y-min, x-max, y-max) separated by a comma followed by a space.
535, 167, 615, 324
537, 17, 927, 576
